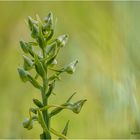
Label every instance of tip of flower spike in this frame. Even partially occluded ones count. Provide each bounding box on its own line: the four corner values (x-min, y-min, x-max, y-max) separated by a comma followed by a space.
36, 14, 42, 23
44, 12, 53, 23
27, 16, 38, 31
75, 59, 79, 65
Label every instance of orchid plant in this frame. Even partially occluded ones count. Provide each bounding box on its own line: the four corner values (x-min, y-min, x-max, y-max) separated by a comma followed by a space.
17, 12, 86, 139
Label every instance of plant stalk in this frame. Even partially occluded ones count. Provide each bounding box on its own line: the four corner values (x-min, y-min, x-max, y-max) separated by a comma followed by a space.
41, 48, 51, 139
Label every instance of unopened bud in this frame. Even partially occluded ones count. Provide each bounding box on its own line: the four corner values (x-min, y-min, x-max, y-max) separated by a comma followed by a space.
72, 99, 87, 114
33, 98, 43, 108
20, 41, 32, 54
23, 118, 33, 130
44, 12, 53, 31
28, 16, 38, 31
56, 34, 68, 47
64, 60, 78, 74
17, 67, 29, 82
46, 42, 57, 57
23, 55, 33, 70
31, 24, 39, 38
35, 58, 46, 78
50, 59, 57, 67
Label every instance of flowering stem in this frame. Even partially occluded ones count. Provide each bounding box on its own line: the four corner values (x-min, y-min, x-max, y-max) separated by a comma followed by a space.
18, 13, 86, 139
41, 48, 51, 139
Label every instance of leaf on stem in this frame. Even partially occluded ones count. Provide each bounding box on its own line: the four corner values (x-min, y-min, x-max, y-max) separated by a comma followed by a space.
27, 74, 41, 89
66, 92, 76, 103
45, 42, 57, 57
37, 110, 51, 136
50, 128, 68, 139
58, 120, 69, 140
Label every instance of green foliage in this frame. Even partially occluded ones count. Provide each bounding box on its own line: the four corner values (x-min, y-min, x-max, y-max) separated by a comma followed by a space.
17, 12, 86, 139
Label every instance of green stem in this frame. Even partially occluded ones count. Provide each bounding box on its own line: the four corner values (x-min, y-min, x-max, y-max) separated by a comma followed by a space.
41, 77, 51, 139
41, 48, 51, 139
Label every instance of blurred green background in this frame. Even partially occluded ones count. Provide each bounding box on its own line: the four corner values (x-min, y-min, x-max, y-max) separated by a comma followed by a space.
0, 1, 140, 139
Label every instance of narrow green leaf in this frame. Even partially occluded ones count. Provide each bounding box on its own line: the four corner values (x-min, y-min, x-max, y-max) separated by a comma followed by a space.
37, 110, 51, 138
58, 120, 69, 140
66, 92, 76, 103
27, 74, 41, 89
45, 42, 57, 57
49, 106, 63, 117
50, 128, 68, 139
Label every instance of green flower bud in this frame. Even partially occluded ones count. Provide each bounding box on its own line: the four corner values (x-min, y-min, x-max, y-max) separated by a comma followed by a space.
23, 118, 33, 130
46, 42, 57, 57
71, 99, 87, 114
30, 108, 37, 114
33, 98, 43, 108
36, 22, 46, 49
64, 60, 78, 74
35, 57, 46, 78
44, 12, 53, 31
17, 67, 29, 82
28, 16, 38, 31
23, 55, 33, 70
49, 59, 57, 67
31, 24, 39, 38
37, 36, 46, 49
20, 40, 32, 53
59, 120, 69, 139
56, 34, 68, 47
46, 80, 55, 97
